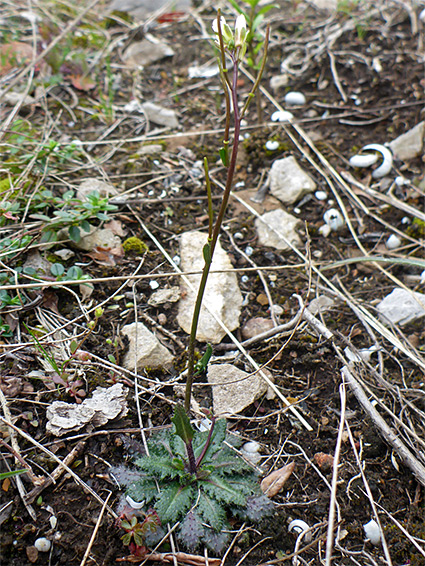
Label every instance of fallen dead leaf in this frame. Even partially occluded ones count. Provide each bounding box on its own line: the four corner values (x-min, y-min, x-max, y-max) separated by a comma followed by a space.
261, 461, 295, 497
86, 245, 124, 266
0, 42, 33, 75
69, 74, 96, 91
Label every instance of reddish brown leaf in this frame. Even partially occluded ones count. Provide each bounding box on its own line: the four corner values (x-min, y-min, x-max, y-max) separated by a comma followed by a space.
69, 74, 96, 91
0, 42, 33, 75
261, 461, 295, 497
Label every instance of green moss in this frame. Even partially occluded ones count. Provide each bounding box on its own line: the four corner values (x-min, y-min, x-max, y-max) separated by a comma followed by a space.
406, 217, 425, 239
122, 237, 148, 255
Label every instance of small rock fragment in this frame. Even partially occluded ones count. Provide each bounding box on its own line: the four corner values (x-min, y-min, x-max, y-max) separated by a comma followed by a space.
122, 37, 174, 68
377, 288, 425, 325
141, 102, 179, 128
73, 226, 122, 252
208, 364, 268, 416
255, 209, 302, 251
242, 317, 274, 340
268, 156, 316, 205
313, 452, 334, 471
148, 286, 180, 306
177, 231, 243, 343
26, 546, 38, 563
122, 322, 174, 370
363, 519, 381, 546
389, 121, 424, 161
308, 295, 335, 315
77, 178, 118, 201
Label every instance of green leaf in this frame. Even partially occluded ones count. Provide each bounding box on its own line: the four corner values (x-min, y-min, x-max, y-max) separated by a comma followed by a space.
257, 4, 277, 16
50, 263, 65, 277
202, 243, 211, 264
0, 469, 26, 480
155, 484, 193, 523
136, 454, 184, 480
66, 266, 83, 280
68, 225, 81, 242
228, 0, 246, 15
171, 405, 194, 445
202, 474, 247, 506
197, 492, 226, 531
81, 220, 91, 233
70, 340, 78, 354
194, 343, 213, 375
218, 146, 229, 167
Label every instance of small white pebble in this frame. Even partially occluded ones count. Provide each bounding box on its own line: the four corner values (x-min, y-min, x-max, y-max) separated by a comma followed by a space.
386, 234, 401, 250
323, 208, 344, 231
149, 280, 159, 290
265, 140, 280, 151
234, 232, 243, 240
315, 190, 327, 200
363, 519, 381, 546
318, 224, 331, 237
284, 91, 306, 106
395, 176, 407, 186
245, 246, 254, 256
271, 110, 293, 122
34, 538, 51, 552
420, 270, 425, 285
288, 519, 312, 542
293, 207, 301, 214
401, 217, 410, 225
270, 304, 284, 316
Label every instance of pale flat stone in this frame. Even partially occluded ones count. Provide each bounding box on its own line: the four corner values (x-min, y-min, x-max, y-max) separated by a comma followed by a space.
269, 156, 316, 205
389, 121, 425, 161
177, 231, 243, 343
122, 37, 174, 68
377, 288, 425, 325
255, 209, 302, 251
208, 364, 268, 416
148, 286, 180, 306
141, 102, 179, 128
77, 178, 118, 201
122, 322, 174, 370
74, 226, 122, 252
109, 0, 191, 21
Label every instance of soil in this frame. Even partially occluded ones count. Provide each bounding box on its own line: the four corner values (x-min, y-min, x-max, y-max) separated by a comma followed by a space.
0, 1, 424, 566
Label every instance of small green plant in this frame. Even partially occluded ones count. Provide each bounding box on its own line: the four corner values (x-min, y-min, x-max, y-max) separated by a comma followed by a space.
26, 307, 104, 402
116, 13, 271, 556
120, 511, 161, 557
118, 408, 273, 554
0, 469, 26, 480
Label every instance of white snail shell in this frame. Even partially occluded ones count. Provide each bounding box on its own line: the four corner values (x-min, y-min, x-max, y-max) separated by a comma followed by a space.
386, 234, 401, 250
288, 519, 312, 542
285, 92, 306, 106
362, 144, 393, 178
126, 495, 145, 509
34, 538, 51, 552
265, 140, 280, 151
323, 208, 345, 231
271, 110, 294, 122
349, 153, 379, 168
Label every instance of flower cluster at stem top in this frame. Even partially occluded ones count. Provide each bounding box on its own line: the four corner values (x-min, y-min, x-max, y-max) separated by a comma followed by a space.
212, 14, 247, 61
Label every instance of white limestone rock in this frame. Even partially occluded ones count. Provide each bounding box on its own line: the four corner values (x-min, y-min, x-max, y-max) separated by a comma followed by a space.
268, 156, 316, 205
122, 37, 174, 68
77, 178, 118, 201
73, 226, 122, 252
208, 364, 268, 416
377, 288, 425, 325
389, 121, 425, 161
255, 209, 302, 251
141, 102, 179, 128
122, 322, 174, 370
177, 231, 242, 343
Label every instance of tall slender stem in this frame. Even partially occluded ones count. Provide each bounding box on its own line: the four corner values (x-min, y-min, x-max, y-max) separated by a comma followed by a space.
185, 57, 241, 413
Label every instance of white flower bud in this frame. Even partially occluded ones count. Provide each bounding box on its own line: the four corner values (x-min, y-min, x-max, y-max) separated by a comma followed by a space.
234, 14, 247, 48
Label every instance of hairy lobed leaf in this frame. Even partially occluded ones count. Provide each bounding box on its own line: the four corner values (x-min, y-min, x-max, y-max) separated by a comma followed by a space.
197, 491, 226, 531
127, 477, 158, 504
201, 474, 248, 507
155, 484, 194, 524
135, 454, 184, 480
231, 493, 274, 522
203, 527, 231, 554
179, 510, 204, 550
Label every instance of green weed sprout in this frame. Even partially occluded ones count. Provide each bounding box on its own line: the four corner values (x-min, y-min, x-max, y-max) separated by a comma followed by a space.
116, 13, 272, 556
228, 0, 276, 122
